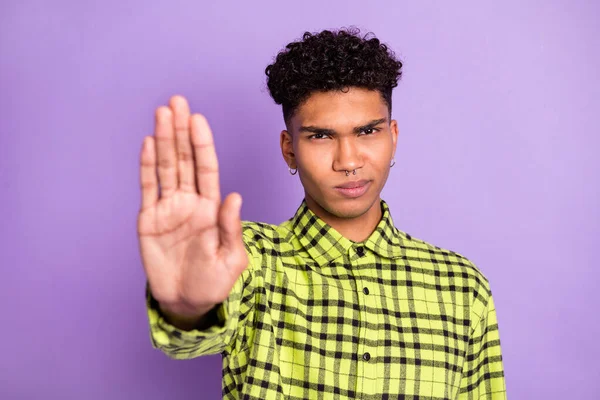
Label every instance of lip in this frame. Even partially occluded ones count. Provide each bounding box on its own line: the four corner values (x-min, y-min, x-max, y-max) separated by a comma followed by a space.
334, 180, 371, 198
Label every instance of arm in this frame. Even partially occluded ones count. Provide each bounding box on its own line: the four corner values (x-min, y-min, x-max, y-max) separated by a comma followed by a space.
457, 291, 507, 399
137, 95, 250, 359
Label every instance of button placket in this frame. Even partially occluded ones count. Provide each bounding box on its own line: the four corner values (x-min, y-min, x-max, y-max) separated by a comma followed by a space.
350, 244, 377, 394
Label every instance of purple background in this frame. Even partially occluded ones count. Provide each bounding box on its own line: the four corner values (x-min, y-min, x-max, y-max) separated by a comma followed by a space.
1, 0, 598, 398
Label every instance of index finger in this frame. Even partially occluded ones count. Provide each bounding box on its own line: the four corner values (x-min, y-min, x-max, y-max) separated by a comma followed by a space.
190, 114, 221, 202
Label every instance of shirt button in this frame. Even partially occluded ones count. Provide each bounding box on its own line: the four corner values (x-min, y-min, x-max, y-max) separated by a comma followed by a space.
363, 287, 370, 295
356, 247, 364, 256
362, 352, 371, 361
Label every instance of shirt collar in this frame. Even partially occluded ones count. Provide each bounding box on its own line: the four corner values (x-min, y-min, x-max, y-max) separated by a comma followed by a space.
291, 199, 406, 267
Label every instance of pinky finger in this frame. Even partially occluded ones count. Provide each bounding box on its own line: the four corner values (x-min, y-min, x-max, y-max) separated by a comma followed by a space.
140, 136, 159, 210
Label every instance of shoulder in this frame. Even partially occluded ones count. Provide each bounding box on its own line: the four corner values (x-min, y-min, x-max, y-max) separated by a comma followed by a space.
241, 221, 275, 251
241, 220, 294, 250
403, 232, 489, 283
399, 230, 493, 310
242, 220, 276, 240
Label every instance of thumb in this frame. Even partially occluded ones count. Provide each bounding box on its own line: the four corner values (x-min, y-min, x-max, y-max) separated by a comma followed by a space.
218, 192, 244, 254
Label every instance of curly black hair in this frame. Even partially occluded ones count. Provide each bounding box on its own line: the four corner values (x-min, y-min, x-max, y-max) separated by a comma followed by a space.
265, 27, 403, 125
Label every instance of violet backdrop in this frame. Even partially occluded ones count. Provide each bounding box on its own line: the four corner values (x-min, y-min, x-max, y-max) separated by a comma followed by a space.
1, 0, 598, 398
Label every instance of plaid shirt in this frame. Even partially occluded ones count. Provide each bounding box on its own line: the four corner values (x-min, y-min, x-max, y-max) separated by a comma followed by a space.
146, 199, 506, 399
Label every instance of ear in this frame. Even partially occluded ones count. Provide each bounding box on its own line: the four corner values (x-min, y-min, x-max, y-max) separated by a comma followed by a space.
280, 130, 296, 168
390, 119, 399, 159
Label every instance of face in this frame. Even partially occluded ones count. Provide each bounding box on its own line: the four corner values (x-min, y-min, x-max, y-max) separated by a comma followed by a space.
280, 87, 398, 220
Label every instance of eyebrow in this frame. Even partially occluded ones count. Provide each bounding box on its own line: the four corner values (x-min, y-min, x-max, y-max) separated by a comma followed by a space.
299, 118, 388, 136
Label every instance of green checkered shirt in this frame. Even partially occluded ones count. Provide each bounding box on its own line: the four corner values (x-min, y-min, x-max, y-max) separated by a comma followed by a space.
146, 199, 506, 399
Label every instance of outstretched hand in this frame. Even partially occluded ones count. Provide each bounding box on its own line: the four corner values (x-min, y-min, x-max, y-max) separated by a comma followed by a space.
137, 95, 248, 321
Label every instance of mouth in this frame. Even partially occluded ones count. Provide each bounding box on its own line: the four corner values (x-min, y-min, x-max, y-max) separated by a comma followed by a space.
334, 180, 371, 198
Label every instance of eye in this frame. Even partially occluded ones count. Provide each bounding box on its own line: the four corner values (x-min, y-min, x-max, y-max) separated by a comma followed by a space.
360, 127, 379, 135
309, 133, 329, 140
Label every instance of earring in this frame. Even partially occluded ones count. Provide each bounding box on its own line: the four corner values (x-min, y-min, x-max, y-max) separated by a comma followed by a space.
289, 167, 298, 175
390, 157, 396, 168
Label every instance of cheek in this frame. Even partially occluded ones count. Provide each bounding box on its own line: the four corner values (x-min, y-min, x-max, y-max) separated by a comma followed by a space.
365, 141, 392, 167
296, 144, 331, 171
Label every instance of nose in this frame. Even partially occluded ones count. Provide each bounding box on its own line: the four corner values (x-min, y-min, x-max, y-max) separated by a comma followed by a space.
333, 137, 363, 173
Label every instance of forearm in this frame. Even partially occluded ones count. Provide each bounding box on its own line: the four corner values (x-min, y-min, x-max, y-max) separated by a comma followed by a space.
146, 286, 234, 359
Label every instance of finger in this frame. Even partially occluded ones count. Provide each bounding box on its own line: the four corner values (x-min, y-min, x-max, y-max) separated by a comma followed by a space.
190, 114, 221, 202
169, 95, 195, 193
218, 192, 247, 272
139, 136, 158, 210
154, 106, 178, 198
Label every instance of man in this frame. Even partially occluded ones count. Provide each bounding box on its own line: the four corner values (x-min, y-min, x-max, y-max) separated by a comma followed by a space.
137, 28, 506, 399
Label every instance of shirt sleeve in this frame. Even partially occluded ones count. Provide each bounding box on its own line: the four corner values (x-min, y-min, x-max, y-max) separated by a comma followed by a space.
145, 227, 259, 360
457, 289, 507, 399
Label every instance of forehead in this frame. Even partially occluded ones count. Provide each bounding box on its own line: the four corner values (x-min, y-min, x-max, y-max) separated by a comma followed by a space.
291, 88, 388, 130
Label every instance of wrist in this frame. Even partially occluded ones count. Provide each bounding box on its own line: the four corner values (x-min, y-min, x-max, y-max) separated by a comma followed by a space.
158, 302, 218, 331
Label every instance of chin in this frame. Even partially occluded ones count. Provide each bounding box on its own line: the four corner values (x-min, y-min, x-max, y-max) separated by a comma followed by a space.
323, 195, 377, 219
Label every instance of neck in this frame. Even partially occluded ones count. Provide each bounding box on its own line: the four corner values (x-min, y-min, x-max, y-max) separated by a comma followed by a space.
304, 196, 383, 243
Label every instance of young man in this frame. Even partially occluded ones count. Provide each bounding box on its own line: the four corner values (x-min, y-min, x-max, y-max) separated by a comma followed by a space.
138, 28, 506, 399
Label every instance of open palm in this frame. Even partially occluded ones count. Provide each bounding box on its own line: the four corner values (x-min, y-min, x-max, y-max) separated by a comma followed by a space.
137, 96, 248, 320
